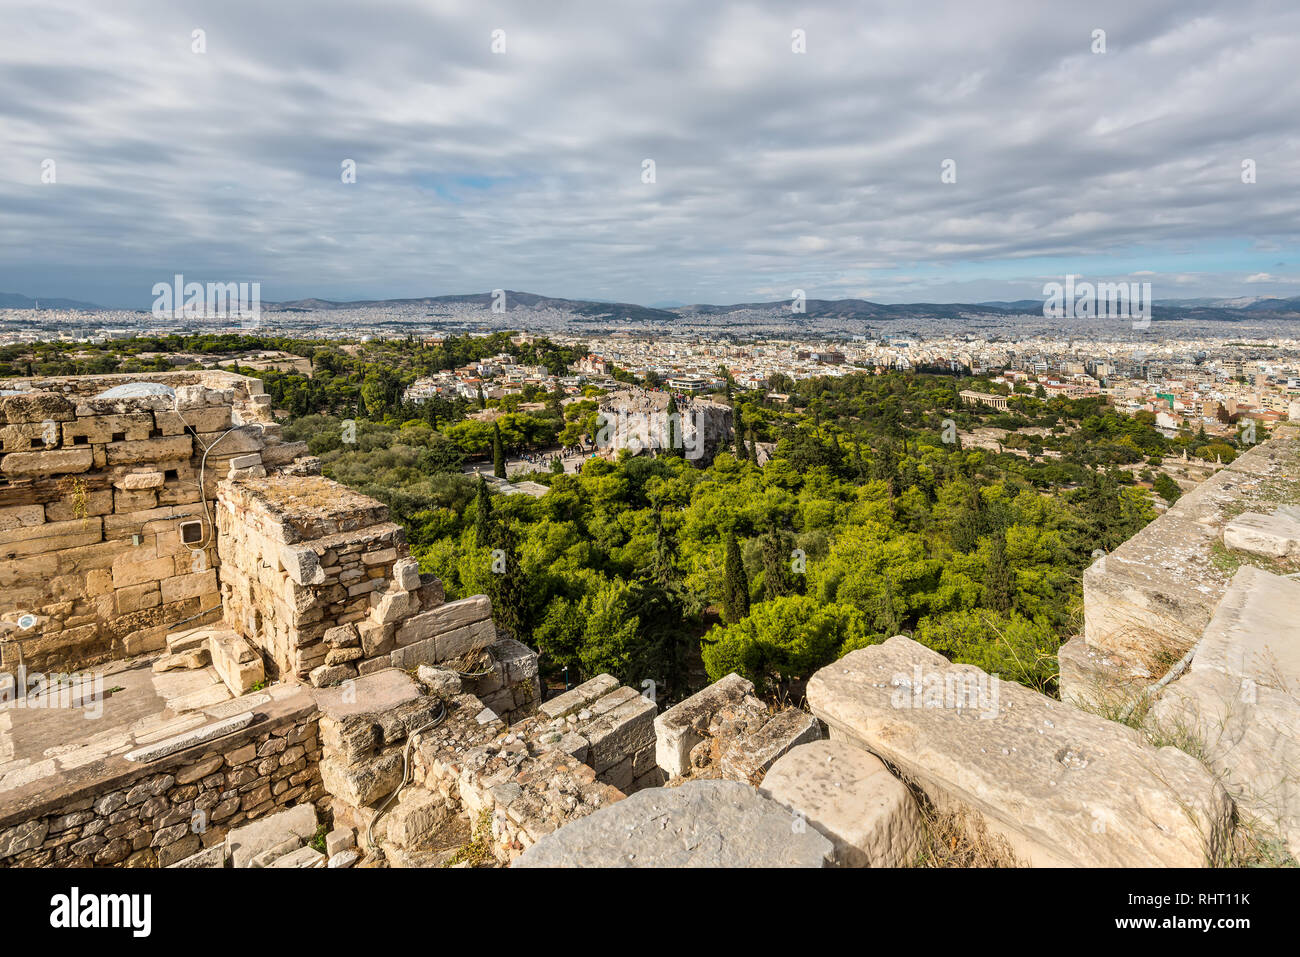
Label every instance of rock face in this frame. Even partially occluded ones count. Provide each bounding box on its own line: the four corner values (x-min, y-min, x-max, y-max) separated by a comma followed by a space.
760, 740, 922, 867
1150, 567, 1300, 859
513, 779, 833, 868
807, 636, 1232, 867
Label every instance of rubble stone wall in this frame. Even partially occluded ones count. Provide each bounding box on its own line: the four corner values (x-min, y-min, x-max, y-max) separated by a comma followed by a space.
0, 371, 306, 675
0, 699, 322, 868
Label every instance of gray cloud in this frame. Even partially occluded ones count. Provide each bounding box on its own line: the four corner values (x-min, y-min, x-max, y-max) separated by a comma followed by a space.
1, 0, 1298, 307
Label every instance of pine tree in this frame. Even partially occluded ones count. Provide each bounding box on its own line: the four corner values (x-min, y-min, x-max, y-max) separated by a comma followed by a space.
722, 531, 750, 623
492, 423, 506, 478
748, 429, 759, 465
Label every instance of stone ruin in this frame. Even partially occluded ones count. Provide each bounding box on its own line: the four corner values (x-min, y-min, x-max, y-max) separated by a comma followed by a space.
1, 372, 1297, 869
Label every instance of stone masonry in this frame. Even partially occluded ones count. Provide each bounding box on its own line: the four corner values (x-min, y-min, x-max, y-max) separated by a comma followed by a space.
0, 371, 308, 675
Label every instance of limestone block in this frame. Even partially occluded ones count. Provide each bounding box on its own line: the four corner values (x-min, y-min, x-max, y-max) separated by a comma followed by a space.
260, 441, 309, 468
118, 470, 165, 490
198, 428, 263, 456
1223, 508, 1300, 558
393, 594, 492, 645
310, 662, 357, 687
435, 618, 495, 662
415, 665, 462, 698
760, 739, 922, 867
1, 421, 63, 452
320, 751, 404, 807
0, 504, 45, 531
515, 780, 833, 868
719, 708, 822, 784
1057, 635, 1150, 712
0, 391, 76, 424
279, 545, 326, 586
584, 692, 657, 775
1185, 566, 1300, 691
538, 674, 620, 721
393, 557, 421, 591
1149, 567, 1300, 857
151, 648, 210, 672
385, 790, 448, 849
268, 847, 327, 868
167, 845, 227, 868
358, 620, 395, 657
371, 587, 416, 625
160, 570, 218, 603
324, 623, 359, 648
175, 384, 234, 410
155, 406, 232, 435
63, 412, 155, 444
325, 828, 355, 857
389, 637, 438, 671
225, 804, 317, 868
208, 628, 265, 695
654, 672, 755, 778
104, 435, 193, 465
0, 447, 94, 476
806, 636, 1232, 867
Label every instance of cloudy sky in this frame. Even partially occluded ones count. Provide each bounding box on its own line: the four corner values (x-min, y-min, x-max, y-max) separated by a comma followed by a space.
2, 0, 1299, 308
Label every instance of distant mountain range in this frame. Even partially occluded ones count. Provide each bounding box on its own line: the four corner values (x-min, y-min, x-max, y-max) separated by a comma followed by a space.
0, 291, 106, 311
3, 289, 1300, 324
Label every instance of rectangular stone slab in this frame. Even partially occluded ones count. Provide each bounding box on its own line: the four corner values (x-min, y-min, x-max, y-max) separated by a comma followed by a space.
806, 636, 1231, 867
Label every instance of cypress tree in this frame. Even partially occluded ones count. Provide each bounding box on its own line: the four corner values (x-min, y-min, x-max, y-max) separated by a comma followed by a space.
474, 476, 493, 547
722, 531, 750, 623
492, 422, 506, 478
760, 528, 797, 599
984, 528, 1013, 612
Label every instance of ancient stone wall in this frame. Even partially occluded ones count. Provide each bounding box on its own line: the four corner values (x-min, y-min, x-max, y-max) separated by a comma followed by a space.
214, 475, 500, 687
0, 691, 322, 868
0, 371, 307, 676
